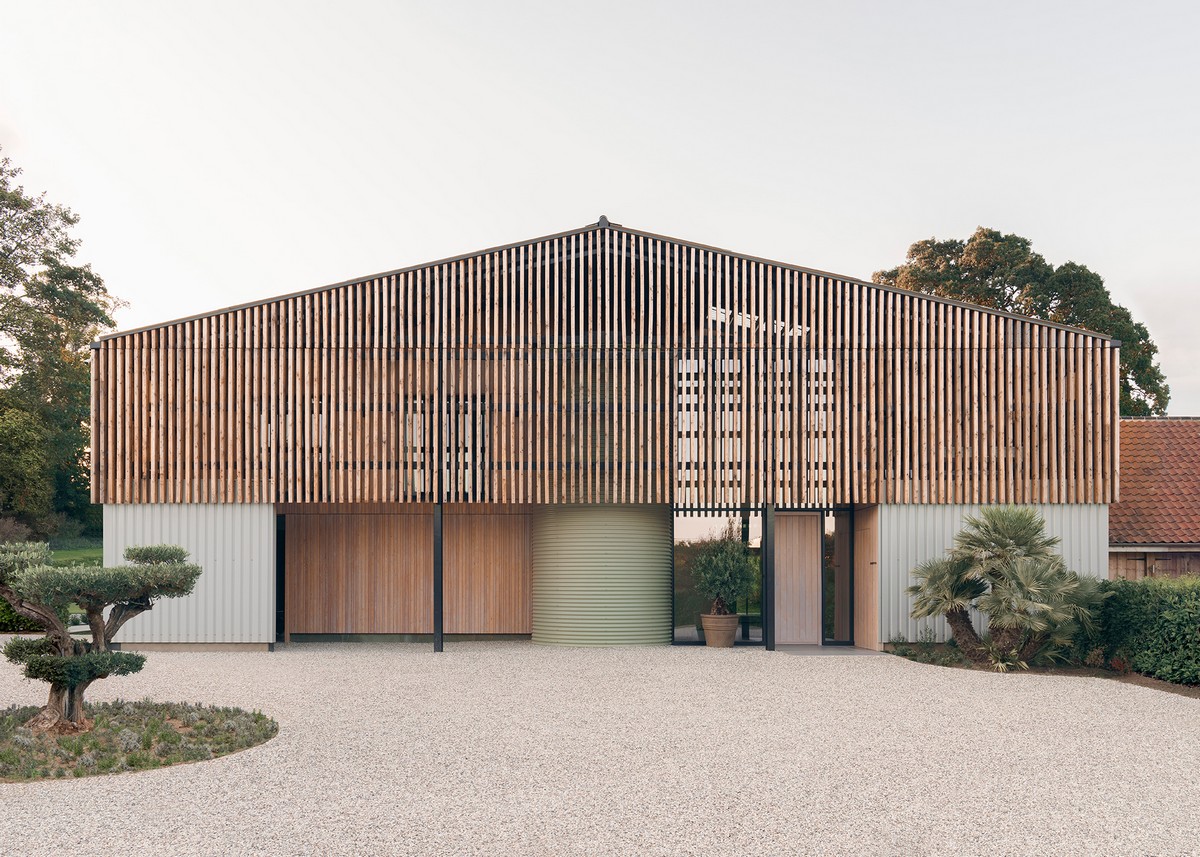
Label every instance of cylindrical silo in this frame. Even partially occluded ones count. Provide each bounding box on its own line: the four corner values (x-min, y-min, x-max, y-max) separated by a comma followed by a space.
531, 505, 673, 645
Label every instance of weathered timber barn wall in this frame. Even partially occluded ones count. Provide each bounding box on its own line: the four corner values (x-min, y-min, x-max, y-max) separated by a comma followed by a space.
1107, 419, 1200, 583
1110, 550, 1200, 580
91, 222, 1119, 510
91, 221, 1119, 646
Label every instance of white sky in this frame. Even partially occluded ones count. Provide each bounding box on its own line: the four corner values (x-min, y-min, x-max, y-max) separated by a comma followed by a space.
2, 1, 1198, 413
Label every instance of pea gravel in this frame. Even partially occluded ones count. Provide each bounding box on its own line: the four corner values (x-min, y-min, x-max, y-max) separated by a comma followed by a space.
2, 641, 1199, 855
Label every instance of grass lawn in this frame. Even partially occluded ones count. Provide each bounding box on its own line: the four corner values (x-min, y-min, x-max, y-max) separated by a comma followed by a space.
50, 546, 103, 567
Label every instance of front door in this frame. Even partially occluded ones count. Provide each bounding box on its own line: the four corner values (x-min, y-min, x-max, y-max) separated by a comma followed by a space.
775, 512, 822, 644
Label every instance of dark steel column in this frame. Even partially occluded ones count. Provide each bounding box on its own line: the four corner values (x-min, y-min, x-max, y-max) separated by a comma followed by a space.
848, 505, 856, 648
763, 503, 775, 651
433, 503, 444, 653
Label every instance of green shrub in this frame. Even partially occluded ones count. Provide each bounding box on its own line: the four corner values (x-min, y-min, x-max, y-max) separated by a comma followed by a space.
123, 544, 189, 565
1092, 576, 1200, 685
690, 520, 757, 615
0, 598, 41, 632
0, 700, 278, 781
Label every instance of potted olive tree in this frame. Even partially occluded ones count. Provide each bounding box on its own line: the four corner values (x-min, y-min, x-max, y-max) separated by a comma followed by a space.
692, 521, 757, 648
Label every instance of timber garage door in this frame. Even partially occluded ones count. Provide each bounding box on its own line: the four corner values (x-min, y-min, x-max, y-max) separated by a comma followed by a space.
774, 512, 823, 645
285, 513, 432, 634
444, 509, 531, 634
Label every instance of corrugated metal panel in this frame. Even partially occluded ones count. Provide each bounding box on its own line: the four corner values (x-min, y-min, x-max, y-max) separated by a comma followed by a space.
103, 504, 275, 643
876, 504, 1109, 645
531, 505, 672, 645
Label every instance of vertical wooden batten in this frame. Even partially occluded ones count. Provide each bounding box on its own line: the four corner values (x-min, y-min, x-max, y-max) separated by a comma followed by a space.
90, 222, 1118, 510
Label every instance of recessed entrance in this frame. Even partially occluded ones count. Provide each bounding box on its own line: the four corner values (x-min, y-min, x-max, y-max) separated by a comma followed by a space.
772, 510, 855, 646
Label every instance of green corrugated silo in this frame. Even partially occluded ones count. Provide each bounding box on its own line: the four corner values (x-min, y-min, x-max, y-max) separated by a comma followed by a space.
531, 505, 673, 645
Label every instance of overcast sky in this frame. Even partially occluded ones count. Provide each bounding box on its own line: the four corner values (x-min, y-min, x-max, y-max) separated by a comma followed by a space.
3, 1, 1198, 412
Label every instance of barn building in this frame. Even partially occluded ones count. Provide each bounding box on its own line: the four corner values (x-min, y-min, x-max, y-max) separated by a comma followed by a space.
90, 219, 1117, 650
1109, 418, 1200, 580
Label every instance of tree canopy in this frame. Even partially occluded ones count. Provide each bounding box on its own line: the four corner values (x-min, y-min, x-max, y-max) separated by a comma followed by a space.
690, 519, 757, 615
0, 147, 120, 536
873, 227, 1169, 416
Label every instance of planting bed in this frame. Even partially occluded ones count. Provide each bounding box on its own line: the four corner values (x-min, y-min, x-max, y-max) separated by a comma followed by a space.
0, 700, 277, 781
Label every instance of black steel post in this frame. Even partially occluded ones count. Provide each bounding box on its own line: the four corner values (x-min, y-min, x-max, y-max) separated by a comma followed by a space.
848, 505, 856, 648
275, 515, 286, 644
433, 503, 444, 653
669, 509, 676, 645
763, 503, 775, 651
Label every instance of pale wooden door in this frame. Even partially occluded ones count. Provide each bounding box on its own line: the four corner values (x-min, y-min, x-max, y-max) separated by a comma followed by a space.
775, 512, 823, 644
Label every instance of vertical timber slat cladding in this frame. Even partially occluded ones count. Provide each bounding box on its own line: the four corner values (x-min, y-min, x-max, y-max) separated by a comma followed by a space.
444, 506, 532, 634
284, 512, 433, 634
91, 222, 1118, 509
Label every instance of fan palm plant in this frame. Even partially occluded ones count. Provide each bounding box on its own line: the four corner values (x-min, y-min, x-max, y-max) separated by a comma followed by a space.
908, 556, 987, 663
906, 506, 1107, 670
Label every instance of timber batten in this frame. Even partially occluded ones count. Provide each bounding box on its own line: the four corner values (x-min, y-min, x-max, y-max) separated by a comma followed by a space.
91, 222, 1119, 508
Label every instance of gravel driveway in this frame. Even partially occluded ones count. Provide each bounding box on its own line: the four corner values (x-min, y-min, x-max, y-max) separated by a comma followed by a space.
2, 642, 1198, 856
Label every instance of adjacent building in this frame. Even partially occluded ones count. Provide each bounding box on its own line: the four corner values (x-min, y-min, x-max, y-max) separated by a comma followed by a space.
91, 219, 1117, 650
1109, 418, 1200, 579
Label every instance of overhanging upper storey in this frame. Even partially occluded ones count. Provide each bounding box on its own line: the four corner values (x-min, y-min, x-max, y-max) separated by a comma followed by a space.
91, 220, 1119, 508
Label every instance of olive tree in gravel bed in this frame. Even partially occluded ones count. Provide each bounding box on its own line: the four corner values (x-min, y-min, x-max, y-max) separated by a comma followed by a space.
0, 542, 201, 733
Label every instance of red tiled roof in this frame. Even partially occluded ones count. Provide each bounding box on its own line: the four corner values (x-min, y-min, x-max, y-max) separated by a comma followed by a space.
1110, 419, 1200, 545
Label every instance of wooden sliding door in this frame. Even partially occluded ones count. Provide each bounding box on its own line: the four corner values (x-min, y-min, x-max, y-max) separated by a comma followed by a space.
285, 513, 432, 634
284, 506, 532, 637
444, 507, 531, 634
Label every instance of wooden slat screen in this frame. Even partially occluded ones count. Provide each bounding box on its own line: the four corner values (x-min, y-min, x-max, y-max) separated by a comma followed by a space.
91, 224, 1119, 508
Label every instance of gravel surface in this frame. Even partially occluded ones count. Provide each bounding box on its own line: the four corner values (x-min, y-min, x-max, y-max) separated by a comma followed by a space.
2, 641, 1199, 856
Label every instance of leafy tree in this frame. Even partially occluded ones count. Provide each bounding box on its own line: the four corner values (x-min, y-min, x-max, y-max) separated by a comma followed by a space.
0, 148, 120, 534
691, 519, 757, 615
0, 408, 52, 522
0, 542, 201, 732
907, 506, 1107, 671
874, 227, 1168, 416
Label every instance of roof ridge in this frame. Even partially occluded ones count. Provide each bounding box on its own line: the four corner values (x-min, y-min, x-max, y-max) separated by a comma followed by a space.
95, 218, 1121, 344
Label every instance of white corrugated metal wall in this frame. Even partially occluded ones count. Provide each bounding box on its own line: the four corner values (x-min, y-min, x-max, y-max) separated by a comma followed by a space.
876, 504, 1109, 645
103, 504, 275, 643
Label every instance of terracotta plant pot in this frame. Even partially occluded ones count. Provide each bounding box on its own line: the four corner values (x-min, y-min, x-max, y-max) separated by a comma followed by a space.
700, 613, 739, 648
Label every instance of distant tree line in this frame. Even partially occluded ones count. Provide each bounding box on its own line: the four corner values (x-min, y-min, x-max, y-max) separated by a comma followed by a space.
0, 148, 119, 541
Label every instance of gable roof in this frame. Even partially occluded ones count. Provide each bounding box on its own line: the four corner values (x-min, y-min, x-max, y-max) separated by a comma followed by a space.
1111, 418, 1200, 545
95, 218, 1120, 344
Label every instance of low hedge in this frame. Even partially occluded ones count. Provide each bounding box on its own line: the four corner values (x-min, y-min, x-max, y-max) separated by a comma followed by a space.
1094, 576, 1200, 685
